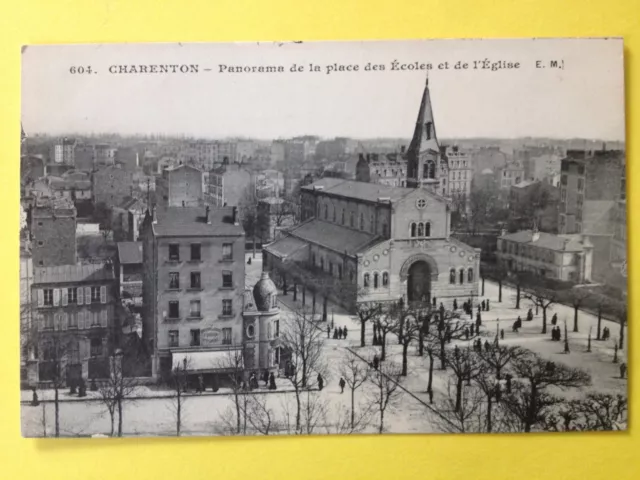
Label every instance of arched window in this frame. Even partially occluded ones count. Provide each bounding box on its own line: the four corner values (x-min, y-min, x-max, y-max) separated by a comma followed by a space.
320, 258, 324, 270
370, 214, 375, 233
468, 268, 474, 282
272, 295, 278, 308
459, 268, 465, 284
411, 222, 417, 237
373, 273, 379, 289
427, 161, 436, 179
341, 209, 345, 224
363, 273, 370, 288
382, 272, 389, 287
425, 222, 431, 237
417, 222, 424, 237
360, 213, 365, 230
449, 268, 456, 284
324, 204, 328, 220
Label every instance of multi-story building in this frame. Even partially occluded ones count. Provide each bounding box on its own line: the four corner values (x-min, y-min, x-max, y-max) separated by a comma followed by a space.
265, 177, 480, 311
48, 171, 93, 206
610, 171, 626, 276
92, 164, 135, 208
112, 196, 147, 242
115, 147, 139, 171
446, 146, 473, 213
405, 79, 449, 197
30, 197, 77, 268
117, 242, 143, 306
27, 263, 117, 386
509, 180, 559, 232
156, 164, 204, 208
270, 140, 286, 165
94, 143, 115, 166
496, 229, 593, 283
74, 144, 95, 172
499, 161, 525, 190
141, 205, 246, 380
215, 142, 238, 165
207, 163, 252, 207
52, 138, 76, 165
355, 152, 407, 187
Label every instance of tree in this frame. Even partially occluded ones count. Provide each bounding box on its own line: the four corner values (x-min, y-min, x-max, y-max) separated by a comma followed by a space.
616, 305, 627, 350
485, 264, 508, 303
473, 364, 502, 432
93, 202, 113, 242
367, 361, 403, 434
433, 379, 485, 433
523, 286, 557, 334
216, 347, 247, 435
244, 394, 276, 435
567, 393, 628, 431
354, 301, 381, 348
566, 287, 591, 333
168, 357, 190, 437
374, 307, 397, 361
338, 351, 370, 430
509, 271, 533, 310
97, 351, 139, 437
391, 300, 429, 376
445, 346, 483, 413
501, 352, 591, 432
280, 305, 327, 433
426, 309, 468, 370
477, 344, 524, 381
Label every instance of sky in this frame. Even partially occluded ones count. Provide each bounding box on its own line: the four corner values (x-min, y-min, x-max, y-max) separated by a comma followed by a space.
21, 38, 625, 141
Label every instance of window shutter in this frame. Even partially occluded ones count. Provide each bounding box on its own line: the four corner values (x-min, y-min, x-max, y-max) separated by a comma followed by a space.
53, 313, 60, 330
100, 309, 108, 327
100, 286, 107, 304
38, 314, 45, 330
77, 287, 84, 305
37, 290, 44, 307
61, 313, 68, 330
62, 289, 68, 306
78, 311, 85, 330
53, 289, 60, 306
84, 287, 91, 303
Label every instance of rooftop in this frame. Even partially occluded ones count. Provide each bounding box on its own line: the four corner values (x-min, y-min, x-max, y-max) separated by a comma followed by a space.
302, 178, 414, 203
117, 242, 143, 265
500, 230, 589, 252
152, 206, 244, 237
287, 219, 380, 256
33, 263, 115, 285
512, 180, 538, 189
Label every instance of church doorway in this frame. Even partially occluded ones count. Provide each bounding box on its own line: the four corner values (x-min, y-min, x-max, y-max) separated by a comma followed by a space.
407, 261, 431, 304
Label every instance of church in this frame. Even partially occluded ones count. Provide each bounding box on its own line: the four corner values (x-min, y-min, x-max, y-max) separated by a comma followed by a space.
263, 79, 480, 311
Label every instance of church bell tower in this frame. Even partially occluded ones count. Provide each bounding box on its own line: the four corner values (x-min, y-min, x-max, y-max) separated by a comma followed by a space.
405, 77, 448, 196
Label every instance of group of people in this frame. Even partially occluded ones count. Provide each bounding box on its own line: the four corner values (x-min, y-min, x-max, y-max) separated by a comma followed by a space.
453, 298, 490, 316
472, 338, 493, 352
601, 326, 612, 341
550, 326, 563, 341
328, 325, 348, 340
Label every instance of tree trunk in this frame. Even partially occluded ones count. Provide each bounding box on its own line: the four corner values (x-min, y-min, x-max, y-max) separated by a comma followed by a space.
379, 408, 384, 434
176, 395, 181, 436
401, 342, 409, 376
117, 397, 123, 437
418, 329, 424, 356
516, 284, 521, 309
398, 317, 404, 345
54, 387, 60, 438
381, 332, 387, 361
541, 307, 547, 334
350, 387, 355, 430
498, 281, 502, 302
619, 319, 625, 350
524, 384, 537, 433
486, 395, 493, 433
294, 389, 302, 433
427, 351, 434, 393
293, 283, 297, 301
439, 339, 446, 370
360, 319, 366, 348
252, 237, 256, 258
455, 377, 463, 412
596, 308, 602, 340
481, 277, 485, 296
302, 287, 306, 306
235, 392, 241, 434
573, 305, 579, 333
322, 297, 327, 322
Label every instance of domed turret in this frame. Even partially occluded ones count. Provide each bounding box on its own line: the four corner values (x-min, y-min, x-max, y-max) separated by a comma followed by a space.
253, 270, 278, 312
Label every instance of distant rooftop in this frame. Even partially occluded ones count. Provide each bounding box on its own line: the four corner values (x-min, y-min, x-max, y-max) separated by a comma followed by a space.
500, 230, 590, 252
152, 206, 244, 237
33, 263, 115, 285
302, 178, 418, 204
117, 242, 143, 265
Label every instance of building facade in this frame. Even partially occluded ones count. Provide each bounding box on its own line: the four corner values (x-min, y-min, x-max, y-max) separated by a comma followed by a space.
141, 205, 246, 380
92, 164, 135, 208
446, 146, 473, 213
355, 152, 407, 187
499, 161, 525, 190
52, 138, 76, 165
31, 197, 77, 268
496, 229, 593, 283
207, 163, 252, 207
156, 164, 204, 208
27, 263, 117, 386
265, 178, 480, 311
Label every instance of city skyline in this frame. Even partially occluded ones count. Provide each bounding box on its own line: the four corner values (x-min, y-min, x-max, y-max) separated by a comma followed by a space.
22, 39, 625, 141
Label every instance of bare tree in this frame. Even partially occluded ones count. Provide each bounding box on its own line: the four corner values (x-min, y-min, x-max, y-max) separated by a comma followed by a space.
338, 351, 370, 430
567, 393, 628, 431
566, 287, 591, 333
300, 390, 330, 435
426, 309, 468, 370
97, 351, 139, 437
244, 394, 276, 435
477, 344, 524, 380
168, 357, 191, 437
433, 379, 485, 433
216, 347, 246, 435
354, 301, 381, 348
523, 286, 557, 334
367, 361, 403, 434
374, 307, 397, 362
390, 300, 430, 376
473, 364, 502, 432
280, 305, 327, 433
501, 352, 591, 432
444, 345, 483, 413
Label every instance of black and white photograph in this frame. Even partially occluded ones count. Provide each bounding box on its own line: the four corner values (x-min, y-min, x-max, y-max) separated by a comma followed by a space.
19, 38, 627, 437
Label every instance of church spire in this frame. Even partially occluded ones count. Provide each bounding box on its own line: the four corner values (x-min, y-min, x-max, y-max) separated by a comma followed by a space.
407, 75, 440, 156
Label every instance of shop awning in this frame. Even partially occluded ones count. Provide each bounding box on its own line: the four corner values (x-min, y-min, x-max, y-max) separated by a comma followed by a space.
171, 348, 243, 372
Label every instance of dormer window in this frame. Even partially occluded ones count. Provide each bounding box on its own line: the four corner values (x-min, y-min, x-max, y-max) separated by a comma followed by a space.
425, 122, 433, 140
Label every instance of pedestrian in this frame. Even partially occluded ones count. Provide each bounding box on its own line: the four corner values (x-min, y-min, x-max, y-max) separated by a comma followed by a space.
469, 306, 473, 319
484, 340, 491, 352
250, 373, 257, 390
339, 377, 346, 394
373, 354, 379, 370
344, 326, 348, 339
527, 309, 533, 321
327, 325, 331, 339
486, 299, 490, 311
247, 257, 252, 265
620, 362, 627, 379
198, 374, 204, 393
333, 328, 338, 339
500, 329, 504, 340
557, 326, 562, 341
31, 388, 39, 407
453, 299, 458, 311
477, 304, 481, 315
470, 324, 475, 336
317, 373, 324, 391
464, 327, 470, 340
481, 300, 486, 311
476, 312, 482, 330
551, 313, 558, 326
433, 296, 437, 307
263, 370, 270, 387
439, 302, 445, 320
269, 372, 277, 390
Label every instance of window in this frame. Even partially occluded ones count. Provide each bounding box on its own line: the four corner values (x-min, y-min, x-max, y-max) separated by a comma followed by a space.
222, 299, 233, 316
320, 257, 325, 271
426, 161, 436, 179
67, 288, 77, 305
190, 300, 201, 318
370, 214, 375, 233
373, 273, 379, 289
360, 213, 364, 230
577, 179, 584, 192
416, 198, 427, 209
168, 301, 179, 319
425, 222, 431, 237
449, 268, 456, 284
190, 329, 201, 346
169, 272, 180, 289
169, 244, 180, 261
246, 324, 256, 339
68, 312, 78, 329
273, 319, 280, 338
190, 272, 201, 289
271, 294, 277, 309
417, 223, 424, 237
324, 204, 328, 220
382, 222, 388, 236
222, 328, 232, 345
222, 243, 233, 260
363, 273, 370, 288
468, 268, 474, 283
350, 212, 355, 228
91, 287, 101, 303
578, 165, 585, 175
338, 265, 343, 279
425, 121, 433, 140
459, 269, 465, 284
411, 222, 417, 237
332, 207, 336, 222
222, 271, 233, 288
382, 271, 389, 287
190, 243, 201, 261
168, 330, 179, 347
90, 338, 102, 357
341, 209, 345, 225
43, 289, 53, 306
311, 252, 316, 266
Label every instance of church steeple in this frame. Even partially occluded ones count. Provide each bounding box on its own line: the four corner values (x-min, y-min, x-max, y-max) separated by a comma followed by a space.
407, 76, 440, 157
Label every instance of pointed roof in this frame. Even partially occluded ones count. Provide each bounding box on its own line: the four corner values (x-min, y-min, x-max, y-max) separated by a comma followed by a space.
407, 77, 440, 155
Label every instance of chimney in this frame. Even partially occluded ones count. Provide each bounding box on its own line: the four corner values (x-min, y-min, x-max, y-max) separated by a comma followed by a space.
205, 205, 211, 224
232, 206, 238, 225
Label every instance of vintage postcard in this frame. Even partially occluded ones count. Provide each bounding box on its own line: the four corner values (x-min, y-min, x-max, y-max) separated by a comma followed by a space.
20, 38, 627, 438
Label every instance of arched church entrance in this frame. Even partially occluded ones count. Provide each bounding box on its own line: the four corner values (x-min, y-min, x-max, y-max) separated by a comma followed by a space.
407, 261, 431, 304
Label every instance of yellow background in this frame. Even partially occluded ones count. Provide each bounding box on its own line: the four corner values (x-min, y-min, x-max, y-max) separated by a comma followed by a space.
0, 1, 638, 479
